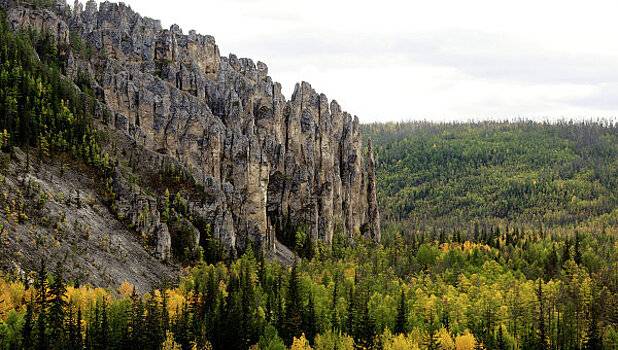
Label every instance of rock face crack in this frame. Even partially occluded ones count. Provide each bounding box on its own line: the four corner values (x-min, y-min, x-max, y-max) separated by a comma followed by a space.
4, 0, 381, 257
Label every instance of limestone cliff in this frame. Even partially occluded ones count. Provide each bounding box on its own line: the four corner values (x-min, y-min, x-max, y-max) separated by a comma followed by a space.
2, 0, 380, 260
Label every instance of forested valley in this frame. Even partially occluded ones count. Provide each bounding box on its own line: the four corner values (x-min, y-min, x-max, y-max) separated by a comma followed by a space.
1, 2, 618, 350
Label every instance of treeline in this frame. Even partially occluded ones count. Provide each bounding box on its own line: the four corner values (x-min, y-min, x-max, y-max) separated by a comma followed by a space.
362, 121, 618, 226
1, 223, 617, 349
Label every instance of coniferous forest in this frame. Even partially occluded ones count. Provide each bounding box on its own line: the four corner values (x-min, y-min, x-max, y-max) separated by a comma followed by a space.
1, 3, 618, 350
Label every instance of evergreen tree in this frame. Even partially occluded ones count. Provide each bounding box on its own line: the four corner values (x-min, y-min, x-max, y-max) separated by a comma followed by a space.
144, 294, 163, 350
129, 289, 146, 347
100, 300, 110, 350
66, 305, 83, 350
48, 262, 67, 349
303, 292, 317, 342
283, 262, 303, 343
346, 285, 355, 336
330, 275, 339, 331
395, 289, 407, 334
172, 303, 192, 350
358, 297, 375, 348
536, 279, 547, 350
22, 298, 35, 350
35, 261, 48, 350
585, 306, 603, 350
497, 325, 506, 350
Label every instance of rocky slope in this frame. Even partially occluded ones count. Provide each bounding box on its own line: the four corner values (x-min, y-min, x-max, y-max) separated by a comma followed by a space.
0, 0, 380, 285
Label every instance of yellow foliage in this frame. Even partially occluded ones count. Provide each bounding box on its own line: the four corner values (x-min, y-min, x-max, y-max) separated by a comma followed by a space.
381, 329, 420, 350
455, 331, 476, 350
343, 267, 355, 279
0, 277, 29, 319
161, 330, 181, 350
436, 327, 454, 350
290, 334, 312, 350
218, 280, 228, 298
314, 330, 354, 350
167, 289, 187, 317
117, 281, 135, 298
65, 285, 110, 312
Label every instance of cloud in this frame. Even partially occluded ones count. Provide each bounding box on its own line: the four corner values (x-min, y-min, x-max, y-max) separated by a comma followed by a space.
568, 83, 618, 110
93, 0, 618, 122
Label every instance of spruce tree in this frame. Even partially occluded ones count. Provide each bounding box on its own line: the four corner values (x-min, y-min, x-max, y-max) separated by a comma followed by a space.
35, 261, 48, 350
536, 279, 547, 350
497, 325, 506, 350
303, 292, 317, 342
100, 301, 110, 350
395, 289, 407, 334
330, 276, 339, 331
359, 297, 375, 348
585, 307, 603, 350
144, 294, 163, 350
346, 285, 355, 337
48, 262, 67, 350
129, 289, 145, 347
283, 262, 303, 343
22, 298, 35, 350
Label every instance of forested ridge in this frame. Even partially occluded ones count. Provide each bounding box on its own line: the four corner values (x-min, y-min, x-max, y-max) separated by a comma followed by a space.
1, 2, 618, 350
362, 121, 618, 226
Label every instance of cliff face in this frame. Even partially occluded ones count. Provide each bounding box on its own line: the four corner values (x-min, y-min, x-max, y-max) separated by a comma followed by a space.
3, 0, 380, 259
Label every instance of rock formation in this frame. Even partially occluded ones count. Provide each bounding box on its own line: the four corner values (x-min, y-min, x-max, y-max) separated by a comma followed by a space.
2, 0, 380, 258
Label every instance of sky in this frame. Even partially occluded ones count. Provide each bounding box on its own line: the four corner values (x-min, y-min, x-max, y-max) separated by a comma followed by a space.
93, 0, 618, 123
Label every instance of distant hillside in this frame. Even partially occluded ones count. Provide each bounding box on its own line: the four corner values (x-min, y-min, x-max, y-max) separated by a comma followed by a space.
363, 121, 618, 227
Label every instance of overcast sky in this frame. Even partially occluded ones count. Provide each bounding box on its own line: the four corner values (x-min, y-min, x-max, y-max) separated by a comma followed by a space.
94, 0, 618, 123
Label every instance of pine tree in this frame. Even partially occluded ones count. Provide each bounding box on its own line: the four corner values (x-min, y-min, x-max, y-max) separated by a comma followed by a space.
395, 289, 407, 334
303, 292, 317, 342
66, 304, 82, 350
346, 285, 355, 336
330, 276, 339, 331
544, 244, 559, 278
562, 239, 571, 263
129, 289, 146, 347
76, 307, 83, 350
358, 297, 375, 348
172, 302, 192, 350
283, 262, 303, 343
100, 300, 110, 350
497, 325, 506, 350
144, 294, 163, 350
161, 290, 170, 335
585, 306, 603, 350
35, 261, 48, 350
48, 262, 67, 349
22, 298, 35, 350
536, 279, 547, 350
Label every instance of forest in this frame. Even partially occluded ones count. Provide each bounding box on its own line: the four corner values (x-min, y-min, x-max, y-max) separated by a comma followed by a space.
1, 4, 618, 350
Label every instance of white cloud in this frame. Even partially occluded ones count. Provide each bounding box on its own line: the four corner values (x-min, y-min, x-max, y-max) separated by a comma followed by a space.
95, 0, 618, 122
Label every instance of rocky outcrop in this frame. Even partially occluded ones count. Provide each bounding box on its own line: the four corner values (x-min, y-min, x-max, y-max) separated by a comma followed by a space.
2, 0, 380, 258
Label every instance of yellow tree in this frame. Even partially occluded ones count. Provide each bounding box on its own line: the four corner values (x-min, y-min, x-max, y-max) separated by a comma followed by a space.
381, 329, 421, 350
162, 330, 181, 350
436, 327, 455, 350
314, 330, 354, 350
290, 334, 312, 350
454, 331, 476, 350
